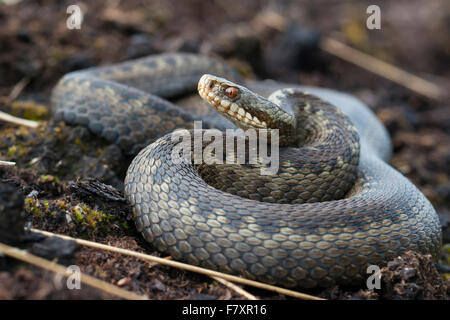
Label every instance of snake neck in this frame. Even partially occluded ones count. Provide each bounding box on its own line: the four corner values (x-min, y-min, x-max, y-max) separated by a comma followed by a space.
267, 89, 345, 147
279, 90, 361, 161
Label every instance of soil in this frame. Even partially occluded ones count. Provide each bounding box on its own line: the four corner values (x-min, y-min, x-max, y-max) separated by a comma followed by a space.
0, 0, 449, 300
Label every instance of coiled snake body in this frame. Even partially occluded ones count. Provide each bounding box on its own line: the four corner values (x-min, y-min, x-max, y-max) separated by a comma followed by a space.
52, 53, 441, 288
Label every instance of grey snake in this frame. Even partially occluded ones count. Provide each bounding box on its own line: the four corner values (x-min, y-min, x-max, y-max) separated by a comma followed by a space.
51, 53, 441, 288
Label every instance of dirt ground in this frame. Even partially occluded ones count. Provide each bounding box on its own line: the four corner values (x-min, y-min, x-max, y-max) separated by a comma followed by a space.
0, 0, 449, 300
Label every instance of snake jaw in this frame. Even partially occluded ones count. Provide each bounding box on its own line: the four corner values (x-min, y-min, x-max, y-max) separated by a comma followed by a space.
198, 74, 268, 129
198, 74, 296, 129
198, 74, 298, 147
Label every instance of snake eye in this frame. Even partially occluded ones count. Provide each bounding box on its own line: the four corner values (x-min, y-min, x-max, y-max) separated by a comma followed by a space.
225, 87, 239, 99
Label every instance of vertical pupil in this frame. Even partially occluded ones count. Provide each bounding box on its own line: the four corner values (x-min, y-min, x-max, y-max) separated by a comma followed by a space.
226, 87, 237, 98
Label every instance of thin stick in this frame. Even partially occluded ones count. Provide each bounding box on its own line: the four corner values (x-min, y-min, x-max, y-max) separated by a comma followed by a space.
212, 276, 259, 300
9, 77, 30, 101
30, 228, 324, 300
253, 10, 444, 101
164, 256, 257, 299
320, 37, 443, 100
0, 160, 16, 166
0, 242, 147, 300
0, 110, 38, 128
1, 77, 39, 128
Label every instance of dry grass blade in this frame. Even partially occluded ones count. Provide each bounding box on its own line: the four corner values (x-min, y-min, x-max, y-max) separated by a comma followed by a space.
0, 77, 38, 128
0, 160, 16, 166
253, 10, 444, 101
320, 37, 444, 101
212, 276, 259, 300
8, 76, 30, 101
0, 110, 39, 128
0, 241, 148, 300
30, 228, 325, 300
162, 256, 257, 299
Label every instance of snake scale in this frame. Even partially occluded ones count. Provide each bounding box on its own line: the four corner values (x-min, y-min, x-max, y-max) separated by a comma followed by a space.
51, 53, 441, 288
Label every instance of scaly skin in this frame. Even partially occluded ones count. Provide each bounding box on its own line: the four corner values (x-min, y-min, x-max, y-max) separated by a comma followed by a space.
51, 53, 442, 288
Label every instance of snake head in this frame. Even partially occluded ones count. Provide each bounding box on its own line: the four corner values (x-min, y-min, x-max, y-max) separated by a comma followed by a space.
198, 74, 296, 144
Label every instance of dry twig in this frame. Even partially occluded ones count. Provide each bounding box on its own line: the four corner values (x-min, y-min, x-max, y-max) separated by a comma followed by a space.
164, 256, 258, 299
0, 160, 16, 166
320, 37, 444, 100
253, 10, 444, 101
8, 77, 30, 101
0, 241, 148, 300
0, 110, 38, 128
30, 228, 324, 300
0, 77, 39, 128
212, 276, 259, 300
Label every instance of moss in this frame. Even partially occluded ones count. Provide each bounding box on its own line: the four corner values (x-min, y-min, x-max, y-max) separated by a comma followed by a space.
72, 205, 84, 224
69, 203, 114, 231
24, 197, 42, 217
23, 187, 125, 237
38, 174, 60, 183
7, 145, 17, 156
25, 197, 114, 231
56, 200, 68, 210
42, 200, 53, 214
11, 101, 49, 121
16, 126, 31, 138
6, 143, 31, 158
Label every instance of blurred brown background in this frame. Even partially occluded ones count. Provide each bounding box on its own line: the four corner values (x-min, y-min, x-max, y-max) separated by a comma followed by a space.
0, 0, 449, 299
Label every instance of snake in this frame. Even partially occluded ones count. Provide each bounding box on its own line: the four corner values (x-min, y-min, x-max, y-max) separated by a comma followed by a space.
51, 53, 442, 288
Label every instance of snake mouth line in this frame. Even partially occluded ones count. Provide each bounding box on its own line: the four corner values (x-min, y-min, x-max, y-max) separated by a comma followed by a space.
198, 74, 267, 129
